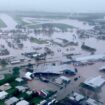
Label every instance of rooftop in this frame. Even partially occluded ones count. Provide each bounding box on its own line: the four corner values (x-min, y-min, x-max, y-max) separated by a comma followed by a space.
16, 100, 29, 105
69, 92, 85, 102
5, 97, 19, 105
84, 76, 105, 89
86, 98, 103, 105
0, 91, 8, 99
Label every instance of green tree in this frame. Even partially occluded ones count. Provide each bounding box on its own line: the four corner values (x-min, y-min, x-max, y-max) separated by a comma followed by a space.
0, 59, 8, 67
12, 67, 20, 77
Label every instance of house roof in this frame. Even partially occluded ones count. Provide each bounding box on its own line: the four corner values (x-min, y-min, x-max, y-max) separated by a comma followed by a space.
69, 92, 85, 102
5, 97, 19, 105
86, 98, 103, 105
0, 91, 8, 99
16, 100, 29, 105
15, 78, 23, 82
60, 76, 70, 82
24, 72, 32, 80
16, 86, 27, 91
0, 83, 11, 91
84, 76, 105, 89
75, 54, 105, 62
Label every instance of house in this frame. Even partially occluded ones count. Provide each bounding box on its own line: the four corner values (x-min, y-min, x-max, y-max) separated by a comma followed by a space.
75, 54, 105, 62
69, 92, 85, 102
24, 72, 33, 80
0, 83, 11, 91
0, 91, 8, 100
60, 76, 71, 83
55, 77, 63, 85
16, 86, 27, 92
16, 100, 29, 105
83, 76, 105, 90
55, 76, 71, 85
38, 100, 47, 105
5, 97, 19, 105
15, 78, 24, 83
86, 98, 103, 105
26, 90, 33, 95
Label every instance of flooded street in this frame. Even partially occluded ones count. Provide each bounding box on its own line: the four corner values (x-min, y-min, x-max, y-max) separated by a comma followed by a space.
0, 13, 105, 104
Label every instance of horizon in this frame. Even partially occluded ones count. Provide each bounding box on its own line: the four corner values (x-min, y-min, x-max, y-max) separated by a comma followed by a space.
0, 0, 105, 13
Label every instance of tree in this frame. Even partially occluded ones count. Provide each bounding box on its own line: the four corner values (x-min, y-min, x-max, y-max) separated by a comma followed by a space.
0, 59, 8, 67
12, 67, 20, 77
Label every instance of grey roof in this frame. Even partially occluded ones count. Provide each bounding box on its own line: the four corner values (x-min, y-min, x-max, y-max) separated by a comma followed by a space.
5, 97, 19, 105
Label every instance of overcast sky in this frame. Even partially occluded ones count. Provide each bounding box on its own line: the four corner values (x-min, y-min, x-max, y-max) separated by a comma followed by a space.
0, 0, 105, 13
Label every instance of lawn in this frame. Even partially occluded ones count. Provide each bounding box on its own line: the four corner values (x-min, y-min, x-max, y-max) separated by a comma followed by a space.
0, 101, 5, 105
6, 88, 16, 96
30, 37, 48, 44
13, 16, 29, 26
0, 74, 16, 86
27, 23, 76, 31
31, 97, 43, 105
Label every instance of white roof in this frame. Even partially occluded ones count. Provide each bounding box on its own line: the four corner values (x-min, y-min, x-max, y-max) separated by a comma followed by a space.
15, 78, 23, 82
0, 83, 11, 91
0, 91, 8, 99
55, 76, 70, 85
75, 54, 105, 62
84, 76, 105, 89
86, 98, 103, 105
33, 53, 41, 57
16, 100, 29, 105
55, 78, 63, 85
60, 76, 70, 82
24, 72, 32, 80
11, 60, 20, 64
16, 86, 27, 91
69, 92, 84, 102
5, 97, 19, 105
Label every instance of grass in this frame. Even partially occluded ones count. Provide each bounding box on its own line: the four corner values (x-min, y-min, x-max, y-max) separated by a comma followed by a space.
27, 24, 42, 28
0, 19, 7, 28
13, 16, 29, 26
17, 92, 28, 99
10, 81, 19, 87
0, 101, 5, 105
27, 23, 76, 31
6, 88, 16, 96
31, 97, 43, 104
0, 74, 16, 86
30, 37, 48, 44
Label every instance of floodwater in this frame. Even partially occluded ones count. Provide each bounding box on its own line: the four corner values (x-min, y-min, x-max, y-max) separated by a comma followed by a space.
0, 14, 105, 103
0, 14, 17, 30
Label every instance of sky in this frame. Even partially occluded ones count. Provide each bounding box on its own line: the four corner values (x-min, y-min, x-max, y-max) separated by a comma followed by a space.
0, 0, 105, 13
